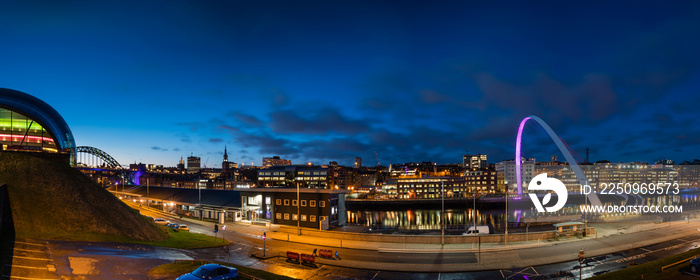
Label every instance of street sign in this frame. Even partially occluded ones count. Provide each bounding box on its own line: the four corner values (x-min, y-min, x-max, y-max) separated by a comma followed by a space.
222, 225, 226, 231
214, 224, 219, 233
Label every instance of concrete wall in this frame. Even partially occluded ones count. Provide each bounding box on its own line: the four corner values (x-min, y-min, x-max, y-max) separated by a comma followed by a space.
275, 225, 595, 244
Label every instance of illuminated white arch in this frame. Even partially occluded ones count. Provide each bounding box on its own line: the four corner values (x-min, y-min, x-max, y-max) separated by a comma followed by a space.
515, 115, 602, 206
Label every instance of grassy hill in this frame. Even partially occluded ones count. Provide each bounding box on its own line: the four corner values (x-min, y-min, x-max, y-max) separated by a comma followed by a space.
0, 152, 167, 242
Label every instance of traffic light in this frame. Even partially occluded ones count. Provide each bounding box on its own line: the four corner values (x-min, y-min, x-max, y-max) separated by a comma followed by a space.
263, 232, 266, 240
214, 224, 219, 232
578, 249, 585, 263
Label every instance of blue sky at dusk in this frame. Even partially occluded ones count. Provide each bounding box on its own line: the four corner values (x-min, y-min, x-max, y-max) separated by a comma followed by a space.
2, 1, 700, 167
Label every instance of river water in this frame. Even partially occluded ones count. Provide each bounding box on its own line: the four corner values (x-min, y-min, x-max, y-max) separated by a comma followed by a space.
345, 192, 700, 231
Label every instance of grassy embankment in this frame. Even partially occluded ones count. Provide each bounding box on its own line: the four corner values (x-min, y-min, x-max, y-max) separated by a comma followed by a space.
0, 152, 219, 248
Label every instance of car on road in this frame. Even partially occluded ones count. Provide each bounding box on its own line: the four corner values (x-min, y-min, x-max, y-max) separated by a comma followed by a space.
691, 257, 700, 273
154, 218, 169, 225
176, 263, 238, 280
167, 223, 179, 228
176, 225, 190, 232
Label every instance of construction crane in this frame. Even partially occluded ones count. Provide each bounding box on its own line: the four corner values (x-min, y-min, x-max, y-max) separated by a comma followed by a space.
374, 151, 380, 167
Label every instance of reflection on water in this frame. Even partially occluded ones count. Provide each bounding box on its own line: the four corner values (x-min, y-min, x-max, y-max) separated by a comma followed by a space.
347, 194, 699, 229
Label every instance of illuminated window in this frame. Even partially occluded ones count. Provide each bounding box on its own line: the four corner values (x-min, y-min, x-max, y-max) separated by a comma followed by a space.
276, 199, 281, 205
284, 199, 289, 206
301, 200, 307, 207
292, 200, 298, 206
301, 215, 307, 221
292, 214, 298, 221
310, 200, 316, 207
320, 201, 325, 208
284, 213, 289, 220
310, 215, 316, 222
276, 213, 281, 219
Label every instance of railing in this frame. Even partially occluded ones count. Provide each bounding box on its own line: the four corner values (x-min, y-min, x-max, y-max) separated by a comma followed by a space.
660, 255, 699, 271
172, 260, 264, 280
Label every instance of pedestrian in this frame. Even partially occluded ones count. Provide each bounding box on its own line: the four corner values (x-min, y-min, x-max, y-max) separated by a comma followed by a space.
313, 248, 317, 256
335, 250, 340, 260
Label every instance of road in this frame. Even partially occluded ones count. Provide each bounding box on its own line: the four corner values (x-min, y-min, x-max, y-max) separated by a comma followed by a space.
132, 202, 700, 279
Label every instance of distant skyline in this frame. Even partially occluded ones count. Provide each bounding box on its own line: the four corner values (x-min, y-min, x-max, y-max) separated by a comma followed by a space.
2, 1, 700, 167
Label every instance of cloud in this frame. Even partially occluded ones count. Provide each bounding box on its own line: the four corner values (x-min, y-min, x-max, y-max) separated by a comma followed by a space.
231, 113, 263, 127
268, 108, 369, 135
209, 138, 223, 143
151, 146, 168, 151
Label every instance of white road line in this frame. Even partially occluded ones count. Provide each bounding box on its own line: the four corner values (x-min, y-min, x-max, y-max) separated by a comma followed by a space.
12, 248, 44, 253
3, 264, 47, 270
640, 248, 653, 252
10, 256, 51, 261
370, 270, 380, 280
11, 241, 45, 247
1, 275, 59, 280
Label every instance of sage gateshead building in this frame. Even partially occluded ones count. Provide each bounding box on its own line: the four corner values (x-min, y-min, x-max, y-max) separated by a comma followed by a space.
0, 88, 76, 165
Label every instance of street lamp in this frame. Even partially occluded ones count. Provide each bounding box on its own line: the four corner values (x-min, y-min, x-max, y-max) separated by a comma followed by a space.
441, 180, 445, 245
297, 182, 301, 235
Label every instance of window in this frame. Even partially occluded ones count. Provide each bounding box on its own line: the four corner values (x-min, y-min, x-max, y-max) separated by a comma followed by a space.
310, 200, 316, 207
284, 213, 289, 220
276, 199, 281, 205
265, 197, 271, 205
301, 200, 307, 207
310, 215, 316, 222
284, 199, 289, 206
292, 214, 298, 221
276, 213, 281, 219
319, 201, 325, 207
292, 200, 298, 206
301, 215, 307, 221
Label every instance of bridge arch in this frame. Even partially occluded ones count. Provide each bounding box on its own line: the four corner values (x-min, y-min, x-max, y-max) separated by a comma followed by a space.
76, 146, 122, 169
515, 115, 602, 206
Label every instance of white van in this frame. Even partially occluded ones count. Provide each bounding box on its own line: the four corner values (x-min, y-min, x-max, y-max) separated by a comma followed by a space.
463, 226, 490, 235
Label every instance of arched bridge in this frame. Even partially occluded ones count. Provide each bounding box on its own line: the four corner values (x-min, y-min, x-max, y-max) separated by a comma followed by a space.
515, 115, 602, 206
76, 146, 123, 169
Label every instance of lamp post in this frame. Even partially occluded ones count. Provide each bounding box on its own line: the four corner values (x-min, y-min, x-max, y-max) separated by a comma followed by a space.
505, 182, 508, 245
441, 180, 445, 245
146, 177, 150, 208
297, 182, 301, 235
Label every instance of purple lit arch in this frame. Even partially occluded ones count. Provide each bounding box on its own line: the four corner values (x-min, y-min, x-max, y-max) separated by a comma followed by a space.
515, 115, 602, 206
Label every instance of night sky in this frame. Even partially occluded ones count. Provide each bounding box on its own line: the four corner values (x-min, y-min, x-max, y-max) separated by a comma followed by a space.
2, 1, 699, 167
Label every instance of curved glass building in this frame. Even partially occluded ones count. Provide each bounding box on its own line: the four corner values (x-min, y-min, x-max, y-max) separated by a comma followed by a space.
0, 88, 76, 166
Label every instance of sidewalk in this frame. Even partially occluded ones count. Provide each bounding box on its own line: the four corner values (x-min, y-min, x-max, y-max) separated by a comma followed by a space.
131, 201, 700, 272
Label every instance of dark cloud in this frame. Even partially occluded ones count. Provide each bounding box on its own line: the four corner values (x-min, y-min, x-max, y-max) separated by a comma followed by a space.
151, 146, 168, 151
269, 108, 369, 135
209, 138, 223, 143
231, 113, 263, 127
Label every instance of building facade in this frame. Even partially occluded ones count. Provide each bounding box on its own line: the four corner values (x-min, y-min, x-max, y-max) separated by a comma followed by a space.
262, 156, 291, 168
0, 88, 76, 165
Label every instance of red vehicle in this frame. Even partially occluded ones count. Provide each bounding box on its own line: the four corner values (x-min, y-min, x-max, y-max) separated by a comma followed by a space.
318, 249, 333, 258
300, 253, 315, 264
286, 251, 300, 263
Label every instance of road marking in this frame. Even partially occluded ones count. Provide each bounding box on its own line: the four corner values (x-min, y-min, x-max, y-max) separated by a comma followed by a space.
640, 248, 653, 252
11, 241, 45, 247
12, 248, 44, 253
1, 276, 59, 280
370, 271, 380, 280
3, 264, 47, 270
10, 256, 51, 261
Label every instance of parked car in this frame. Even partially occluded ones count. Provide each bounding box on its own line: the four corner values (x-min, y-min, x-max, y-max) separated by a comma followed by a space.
691, 257, 700, 273
176, 263, 238, 280
154, 218, 169, 225
167, 223, 179, 228
176, 225, 190, 232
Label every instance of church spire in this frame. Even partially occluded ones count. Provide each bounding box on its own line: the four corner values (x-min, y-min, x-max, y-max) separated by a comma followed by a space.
223, 145, 228, 161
